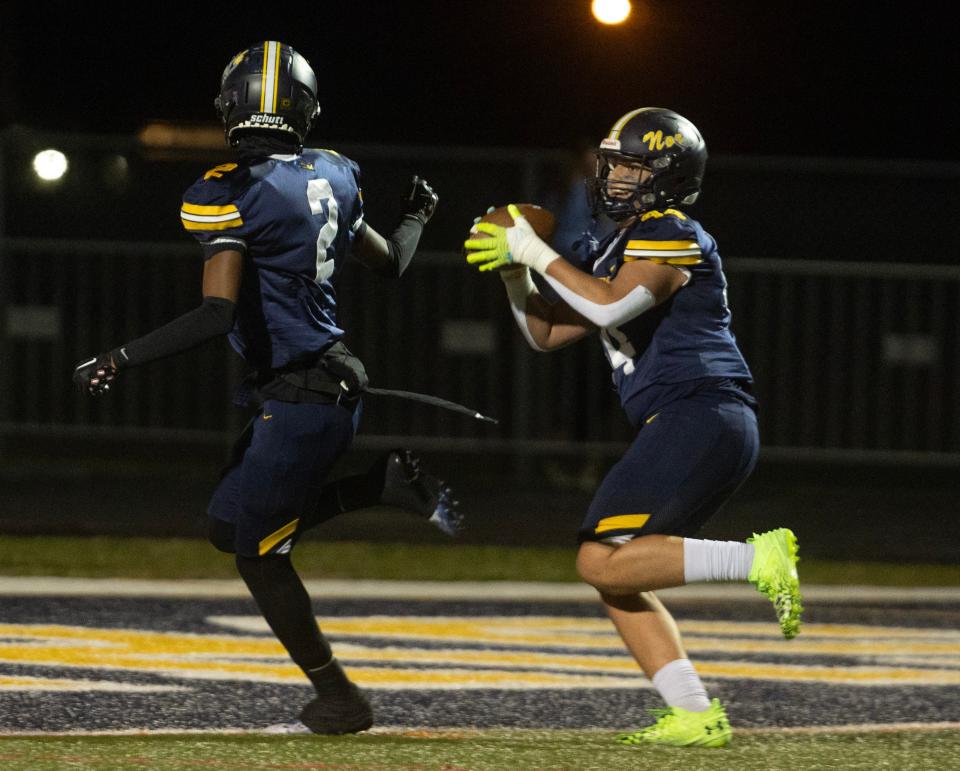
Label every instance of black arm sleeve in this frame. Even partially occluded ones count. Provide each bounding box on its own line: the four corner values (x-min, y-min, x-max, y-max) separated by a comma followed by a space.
359, 214, 426, 278
110, 296, 236, 369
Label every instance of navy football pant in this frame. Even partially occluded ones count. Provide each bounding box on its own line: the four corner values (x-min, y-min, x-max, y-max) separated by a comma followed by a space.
578, 389, 759, 543
208, 399, 359, 557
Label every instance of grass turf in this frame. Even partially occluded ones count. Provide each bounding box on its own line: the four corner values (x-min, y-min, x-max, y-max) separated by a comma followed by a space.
0, 535, 957, 586
1, 729, 958, 770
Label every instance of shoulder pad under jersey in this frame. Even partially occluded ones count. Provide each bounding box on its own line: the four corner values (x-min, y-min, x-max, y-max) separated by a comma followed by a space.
303, 147, 361, 178
622, 208, 702, 266
179, 162, 253, 237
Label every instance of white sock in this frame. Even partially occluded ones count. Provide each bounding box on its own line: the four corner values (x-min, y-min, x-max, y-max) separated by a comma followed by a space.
651, 658, 711, 712
683, 538, 755, 583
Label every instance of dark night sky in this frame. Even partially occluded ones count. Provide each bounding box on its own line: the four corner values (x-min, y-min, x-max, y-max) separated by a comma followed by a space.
4, 2, 958, 161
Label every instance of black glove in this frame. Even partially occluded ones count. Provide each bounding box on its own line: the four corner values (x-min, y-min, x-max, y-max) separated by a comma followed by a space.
73, 352, 119, 395
405, 175, 438, 224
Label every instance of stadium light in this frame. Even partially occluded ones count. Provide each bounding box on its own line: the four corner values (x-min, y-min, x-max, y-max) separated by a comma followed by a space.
592, 0, 632, 25
32, 149, 69, 181
138, 122, 224, 150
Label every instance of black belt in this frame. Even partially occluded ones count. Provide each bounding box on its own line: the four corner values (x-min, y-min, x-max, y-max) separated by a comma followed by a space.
237, 343, 498, 424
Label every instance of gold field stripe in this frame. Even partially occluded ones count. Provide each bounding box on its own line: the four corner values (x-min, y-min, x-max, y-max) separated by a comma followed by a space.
697, 661, 960, 685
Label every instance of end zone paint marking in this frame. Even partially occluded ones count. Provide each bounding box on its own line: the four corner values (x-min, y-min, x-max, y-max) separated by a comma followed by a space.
1, 577, 958, 603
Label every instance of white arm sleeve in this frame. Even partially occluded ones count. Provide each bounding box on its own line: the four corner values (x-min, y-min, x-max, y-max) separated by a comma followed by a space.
542, 273, 656, 328
501, 269, 547, 352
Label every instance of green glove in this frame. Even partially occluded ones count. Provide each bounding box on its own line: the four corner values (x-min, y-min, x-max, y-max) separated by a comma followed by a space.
464, 204, 559, 274
463, 210, 514, 272
464, 224, 513, 271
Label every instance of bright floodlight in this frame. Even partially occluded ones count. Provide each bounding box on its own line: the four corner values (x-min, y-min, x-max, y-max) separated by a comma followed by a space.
592, 0, 631, 25
33, 149, 69, 181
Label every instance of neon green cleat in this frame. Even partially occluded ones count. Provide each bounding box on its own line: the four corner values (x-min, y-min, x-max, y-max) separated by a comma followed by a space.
748, 527, 803, 639
616, 698, 732, 748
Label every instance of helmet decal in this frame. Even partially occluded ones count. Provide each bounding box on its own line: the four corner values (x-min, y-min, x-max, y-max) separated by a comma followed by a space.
641, 130, 684, 152
221, 49, 248, 84
589, 108, 707, 222
215, 41, 321, 148
607, 107, 649, 141
260, 40, 281, 113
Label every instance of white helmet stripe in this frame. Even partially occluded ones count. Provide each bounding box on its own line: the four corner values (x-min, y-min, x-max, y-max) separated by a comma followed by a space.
608, 107, 648, 141
260, 41, 280, 112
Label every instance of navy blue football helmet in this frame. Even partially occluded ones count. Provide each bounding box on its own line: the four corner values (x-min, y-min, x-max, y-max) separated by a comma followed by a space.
589, 107, 707, 221
214, 41, 320, 147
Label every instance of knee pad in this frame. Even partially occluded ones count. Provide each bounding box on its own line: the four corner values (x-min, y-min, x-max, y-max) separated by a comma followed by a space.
208, 516, 237, 554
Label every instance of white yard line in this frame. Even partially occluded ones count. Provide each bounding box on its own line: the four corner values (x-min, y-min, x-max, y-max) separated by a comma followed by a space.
0, 576, 958, 602
1, 721, 958, 737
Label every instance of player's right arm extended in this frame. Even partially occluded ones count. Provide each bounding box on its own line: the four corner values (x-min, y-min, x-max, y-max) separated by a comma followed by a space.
500, 268, 596, 352
73, 250, 242, 394
351, 176, 438, 277
352, 219, 425, 278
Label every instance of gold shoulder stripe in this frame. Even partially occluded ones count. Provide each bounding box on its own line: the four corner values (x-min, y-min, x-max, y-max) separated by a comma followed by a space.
181, 203, 239, 216
626, 239, 699, 251
640, 208, 687, 221
594, 514, 651, 535
624, 256, 703, 265
180, 206, 244, 232
180, 205, 241, 224
181, 218, 245, 232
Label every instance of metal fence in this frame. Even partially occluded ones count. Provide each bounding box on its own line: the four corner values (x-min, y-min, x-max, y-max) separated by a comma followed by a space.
725, 259, 960, 463
2, 237, 960, 465
2, 130, 960, 466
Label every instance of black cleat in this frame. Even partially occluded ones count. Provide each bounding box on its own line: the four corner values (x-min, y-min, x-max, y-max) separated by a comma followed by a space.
298, 683, 374, 735
377, 449, 463, 536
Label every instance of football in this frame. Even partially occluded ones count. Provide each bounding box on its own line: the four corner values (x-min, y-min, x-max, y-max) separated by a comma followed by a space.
467, 203, 557, 266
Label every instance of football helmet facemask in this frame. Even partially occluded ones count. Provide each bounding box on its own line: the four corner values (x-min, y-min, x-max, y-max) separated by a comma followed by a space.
214, 41, 320, 147
589, 107, 707, 221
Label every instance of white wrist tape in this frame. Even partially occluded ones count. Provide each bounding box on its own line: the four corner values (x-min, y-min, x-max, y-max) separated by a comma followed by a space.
501, 268, 546, 351
542, 274, 656, 328
506, 218, 560, 275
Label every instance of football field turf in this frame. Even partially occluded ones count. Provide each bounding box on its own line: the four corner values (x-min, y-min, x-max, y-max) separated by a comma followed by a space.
1, 556, 958, 770
2, 728, 959, 770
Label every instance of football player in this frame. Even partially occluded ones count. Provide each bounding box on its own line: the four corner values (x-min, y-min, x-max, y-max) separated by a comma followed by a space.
74, 41, 458, 734
464, 108, 802, 748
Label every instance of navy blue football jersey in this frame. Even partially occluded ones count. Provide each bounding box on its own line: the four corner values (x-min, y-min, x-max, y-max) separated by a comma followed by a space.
588, 208, 752, 417
180, 149, 364, 370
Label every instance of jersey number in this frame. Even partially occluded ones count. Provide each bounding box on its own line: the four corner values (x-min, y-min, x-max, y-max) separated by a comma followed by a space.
600, 326, 637, 375
307, 178, 339, 282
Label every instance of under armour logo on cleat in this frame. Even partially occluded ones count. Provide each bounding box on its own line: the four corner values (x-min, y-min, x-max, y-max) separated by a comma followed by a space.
705, 721, 727, 735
